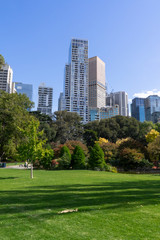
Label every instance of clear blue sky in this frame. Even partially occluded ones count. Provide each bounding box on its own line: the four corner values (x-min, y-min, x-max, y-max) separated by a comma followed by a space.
1, 0, 160, 111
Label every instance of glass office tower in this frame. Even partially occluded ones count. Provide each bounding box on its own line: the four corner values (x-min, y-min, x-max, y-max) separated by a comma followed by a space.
64, 38, 89, 123
131, 97, 145, 122
15, 82, 33, 101
145, 95, 160, 121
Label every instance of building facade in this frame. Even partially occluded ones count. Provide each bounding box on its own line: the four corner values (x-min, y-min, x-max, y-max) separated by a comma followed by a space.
106, 91, 129, 116
89, 105, 119, 121
15, 82, 33, 101
37, 85, 53, 116
89, 56, 106, 108
0, 64, 14, 93
64, 38, 89, 123
131, 97, 145, 122
145, 95, 160, 121
58, 92, 65, 111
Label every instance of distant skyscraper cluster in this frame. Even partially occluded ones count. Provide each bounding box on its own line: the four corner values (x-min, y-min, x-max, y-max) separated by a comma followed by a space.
61, 38, 129, 123
2, 37, 160, 124
131, 95, 160, 123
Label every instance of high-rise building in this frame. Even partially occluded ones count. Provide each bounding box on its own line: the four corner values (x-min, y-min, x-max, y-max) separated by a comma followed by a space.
0, 64, 14, 93
58, 92, 65, 111
64, 38, 89, 123
131, 98, 145, 122
90, 105, 119, 121
106, 91, 129, 116
89, 56, 106, 109
15, 82, 33, 101
145, 95, 160, 121
37, 84, 53, 116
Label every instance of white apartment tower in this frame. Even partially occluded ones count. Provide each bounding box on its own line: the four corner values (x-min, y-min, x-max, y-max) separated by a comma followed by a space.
37, 84, 53, 116
89, 56, 106, 108
0, 64, 14, 93
64, 38, 89, 123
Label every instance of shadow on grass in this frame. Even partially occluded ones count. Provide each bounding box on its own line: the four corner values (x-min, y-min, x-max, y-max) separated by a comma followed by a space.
0, 177, 160, 220
0, 177, 19, 180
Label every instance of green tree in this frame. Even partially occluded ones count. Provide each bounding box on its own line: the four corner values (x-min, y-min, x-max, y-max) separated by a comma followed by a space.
30, 111, 56, 143
53, 110, 84, 143
145, 129, 159, 143
71, 145, 85, 169
17, 118, 47, 178
147, 136, 160, 167
89, 143, 106, 170
0, 54, 5, 69
83, 129, 98, 147
0, 91, 34, 161
58, 145, 71, 169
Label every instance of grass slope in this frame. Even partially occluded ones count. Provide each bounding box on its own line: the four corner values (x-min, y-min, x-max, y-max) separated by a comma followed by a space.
0, 169, 160, 240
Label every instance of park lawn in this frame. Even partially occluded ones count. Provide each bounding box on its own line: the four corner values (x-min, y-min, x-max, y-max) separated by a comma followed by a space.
0, 170, 160, 240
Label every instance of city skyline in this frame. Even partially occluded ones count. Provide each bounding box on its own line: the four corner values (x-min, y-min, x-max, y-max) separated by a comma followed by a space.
1, 0, 160, 111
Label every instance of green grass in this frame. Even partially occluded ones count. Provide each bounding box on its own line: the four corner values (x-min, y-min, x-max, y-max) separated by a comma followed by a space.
0, 169, 160, 240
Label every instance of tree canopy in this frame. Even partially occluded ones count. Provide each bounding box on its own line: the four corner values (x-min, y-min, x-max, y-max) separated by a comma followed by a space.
0, 54, 5, 69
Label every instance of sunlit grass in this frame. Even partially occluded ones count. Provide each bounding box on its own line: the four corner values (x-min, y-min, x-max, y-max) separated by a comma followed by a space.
0, 169, 160, 240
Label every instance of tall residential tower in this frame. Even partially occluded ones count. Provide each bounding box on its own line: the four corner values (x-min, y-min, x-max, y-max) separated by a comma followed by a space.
37, 84, 53, 116
64, 38, 89, 123
0, 64, 14, 93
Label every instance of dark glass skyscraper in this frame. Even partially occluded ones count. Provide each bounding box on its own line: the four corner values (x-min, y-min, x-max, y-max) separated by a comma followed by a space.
131, 98, 145, 122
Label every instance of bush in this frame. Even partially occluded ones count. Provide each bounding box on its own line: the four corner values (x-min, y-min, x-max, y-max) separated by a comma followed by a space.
147, 135, 160, 167
88, 143, 106, 170
117, 137, 148, 160
71, 145, 86, 169
118, 148, 145, 171
100, 142, 118, 163
105, 163, 118, 173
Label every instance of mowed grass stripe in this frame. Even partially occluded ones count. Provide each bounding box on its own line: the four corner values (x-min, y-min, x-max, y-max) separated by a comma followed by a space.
0, 169, 160, 240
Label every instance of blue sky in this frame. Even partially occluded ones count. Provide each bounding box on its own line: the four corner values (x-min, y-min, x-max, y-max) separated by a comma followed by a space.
1, 0, 160, 111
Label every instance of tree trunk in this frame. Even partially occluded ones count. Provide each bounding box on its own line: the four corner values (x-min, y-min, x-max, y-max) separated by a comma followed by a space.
30, 163, 33, 179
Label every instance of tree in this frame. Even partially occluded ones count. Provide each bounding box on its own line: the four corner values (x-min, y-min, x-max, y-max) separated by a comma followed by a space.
88, 143, 106, 170
30, 111, 56, 143
71, 145, 85, 169
58, 145, 71, 169
147, 136, 160, 167
0, 54, 5, 69
145, 129, 159, 143
118, 148, 147, 171
0, 91, 34, 161
17, 118, 47, 178
53, 111, 84, 143
138, 121, 155, 144
83, 129, 98, 147
84, 116, 140, 143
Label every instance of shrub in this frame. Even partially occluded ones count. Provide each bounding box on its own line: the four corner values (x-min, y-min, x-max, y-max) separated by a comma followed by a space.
71, 145, 86, 169
147, 135, 160, 167
117, 137, 148, 160
105, 163, 118, 173
88, 143, 106, 170
100, 141, 118, 163
118, 148, 145, 171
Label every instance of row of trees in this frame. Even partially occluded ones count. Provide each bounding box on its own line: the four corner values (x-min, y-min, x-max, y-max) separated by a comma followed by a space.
1, 90, 160, 171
